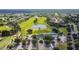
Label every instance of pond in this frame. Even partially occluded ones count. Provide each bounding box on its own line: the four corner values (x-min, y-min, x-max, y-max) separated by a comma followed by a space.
32, 24, 47, 29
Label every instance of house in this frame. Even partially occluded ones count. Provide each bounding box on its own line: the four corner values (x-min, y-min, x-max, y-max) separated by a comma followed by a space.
47, 33, 58, 38
49, 17, 58, 23
59, 35, 67, 43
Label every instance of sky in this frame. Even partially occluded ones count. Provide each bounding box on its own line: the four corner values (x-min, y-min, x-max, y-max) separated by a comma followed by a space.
0, 0, 78, 9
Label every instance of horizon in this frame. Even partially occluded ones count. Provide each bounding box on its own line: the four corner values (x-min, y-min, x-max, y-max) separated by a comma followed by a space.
0, 9, 79, 13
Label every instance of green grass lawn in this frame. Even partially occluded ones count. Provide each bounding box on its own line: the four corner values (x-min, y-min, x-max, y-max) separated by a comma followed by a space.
56, 42, 67, 50
19, 16, 52, 39
0, 25, 15, 49
0, 16, 52, 49
59, 27, 68, 35
0, 36, 16, 49
0, 25, 12, 32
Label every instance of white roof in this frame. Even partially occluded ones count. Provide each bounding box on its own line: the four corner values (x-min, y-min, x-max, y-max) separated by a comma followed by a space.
32, 24, 47, 29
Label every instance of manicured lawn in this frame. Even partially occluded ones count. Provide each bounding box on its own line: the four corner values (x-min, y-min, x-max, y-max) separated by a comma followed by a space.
56, 42, 67, 50
19, 16, 52, 38
0, 25, 16, 49
37, 17, 46, 24
0, 16, 52, 49
59, 27, 68, 35
19, 17, 35, 38
0, 36, 16, 49
0, 25, 12, 32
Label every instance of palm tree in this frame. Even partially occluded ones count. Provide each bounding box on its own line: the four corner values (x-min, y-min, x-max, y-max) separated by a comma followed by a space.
34, 18, 38, 24
67, 43, 73, 50
39, 40, 43, 44
27, 29, 32, 34
52, 27, 59, 33
32, 35, 38, 49
2, 30, 10, 37
22, 40, 26, 49
14, 37, 21, 47
32, 39, 37, 47
44, 35, 52, 47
